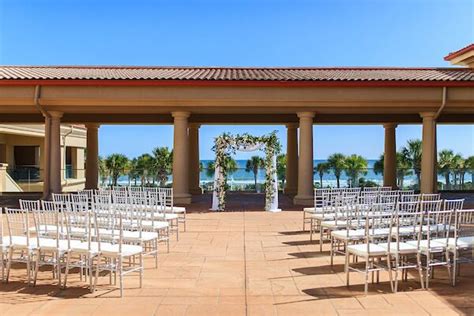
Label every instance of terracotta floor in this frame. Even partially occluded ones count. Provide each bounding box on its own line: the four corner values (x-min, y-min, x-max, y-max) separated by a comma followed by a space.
1, 194, 473, 315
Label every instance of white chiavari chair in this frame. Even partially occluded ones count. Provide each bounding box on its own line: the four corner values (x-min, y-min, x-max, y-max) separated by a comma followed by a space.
406, 200, 450, 289
447, 208, 474, 286
303, 188, 332, 230
159, 187, 187, 232
319, 195, 359, 252
19, 199, 41, 212
400, 193, 421, 202
4, 208, 36, 285
63, 208, 100, 292
363, 187, 380, 192
29, 200, 66, 286
381, 206, 424, 292
421, 193, 441, 201
345, 203, 393, 295
380, 186, 393, 192
96, 213, 144, 297
145, 191, 171, 252
309, 191, 340, 241
51, 193, 72, 210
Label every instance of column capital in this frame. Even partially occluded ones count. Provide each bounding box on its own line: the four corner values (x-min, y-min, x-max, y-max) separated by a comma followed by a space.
297, 112, 315, 119
48, 111, 63, 119
285, 123, 299, 129
85, 123, 100, 129
419, 112, 437, 119
172, 111, 190, 119
383, 123, 398, 129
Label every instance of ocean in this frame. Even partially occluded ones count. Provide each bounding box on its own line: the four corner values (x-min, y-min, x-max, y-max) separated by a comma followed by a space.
116, 159, 420, 188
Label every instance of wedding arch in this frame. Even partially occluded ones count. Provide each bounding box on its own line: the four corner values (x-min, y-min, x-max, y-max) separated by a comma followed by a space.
210, 132, 281, 212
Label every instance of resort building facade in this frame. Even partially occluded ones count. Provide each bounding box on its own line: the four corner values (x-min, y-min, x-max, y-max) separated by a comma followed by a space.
0, 124, 86, 193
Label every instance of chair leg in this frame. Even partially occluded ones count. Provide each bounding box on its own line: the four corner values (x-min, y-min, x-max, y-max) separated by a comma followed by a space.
183, 212, 186, 232
139, 253, 143, 288
33, 250, 40, 287
364, 257, 369, 295
155, 239, 158, 268
118, 257, 123, 297
345, 251, 350, 286
416, 252, 424, 290
93, 255, 100, 292
63, 252, 71, 289
452, 251, 457, 287
6, 248, 13, 283
394, 255, 400, 293
387, 254, 394, 293
303, 212, 306, 231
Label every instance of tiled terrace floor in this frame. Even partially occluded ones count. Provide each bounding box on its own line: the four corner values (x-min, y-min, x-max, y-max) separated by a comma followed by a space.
1, 193, 473, 316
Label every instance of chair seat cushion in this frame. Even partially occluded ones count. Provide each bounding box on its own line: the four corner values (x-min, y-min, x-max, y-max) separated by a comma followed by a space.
37, 238, 82, 251
331, 229, 365, 240
2, 236, 37, 249
406, 239, 446, 252
142, 220, 169, 230
347, 243, 386, 257
378, 242, 418, 254
303, 207, 323, 214
321, 220, 347, 229
101, 244, 143, 257
449, 236, 474, 249
154, 213, 179, 220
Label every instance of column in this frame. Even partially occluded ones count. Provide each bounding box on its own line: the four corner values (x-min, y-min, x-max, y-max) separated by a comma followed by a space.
0, 163, 8, 192
383, 123, 397, 188
285, 123, 298, 195
420, 112, 436, 194
85, 124, 100, 189
188, 123, 202, 195
49, 111, 63, 194
294, 112, 314, 205
42, 116, 51, 199
172, 112, 192, 204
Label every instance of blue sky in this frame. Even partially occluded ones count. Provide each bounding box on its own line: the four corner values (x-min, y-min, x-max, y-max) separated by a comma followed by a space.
1, 0, 473, 159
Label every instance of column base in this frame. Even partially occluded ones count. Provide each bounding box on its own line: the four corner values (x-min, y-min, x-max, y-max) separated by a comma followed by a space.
190, 187, 203, 195
293, 195, 313, 206
174, 193, 192, 205
284, 187, 297, 195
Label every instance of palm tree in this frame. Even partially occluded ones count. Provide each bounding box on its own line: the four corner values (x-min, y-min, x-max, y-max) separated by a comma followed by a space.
127, 158, 139, 186
396, 151, 412, 189
465, 156, 474, 186
277, 154, 287, 189
401, 139, 422, 187
136, 153, 154, 186
438, 149, 455, 189
105, 153, 128, 186
327, 153, 346, 188
206, 161, 216, 178
245, 156, 263, 191
152, 147, 173, 187
206, 157, 238, 178
98, 155, 108, 187
373, 154, 384, 176
344, 154, 368, 187
314, 162, 330, 187
451, 154, 465, 189
224, 156, 238, 176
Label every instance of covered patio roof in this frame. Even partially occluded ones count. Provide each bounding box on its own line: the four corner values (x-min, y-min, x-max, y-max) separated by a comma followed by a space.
0, 65, 473, 125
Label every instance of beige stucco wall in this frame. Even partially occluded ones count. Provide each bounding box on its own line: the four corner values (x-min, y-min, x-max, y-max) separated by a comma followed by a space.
0, 124, 86, 192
